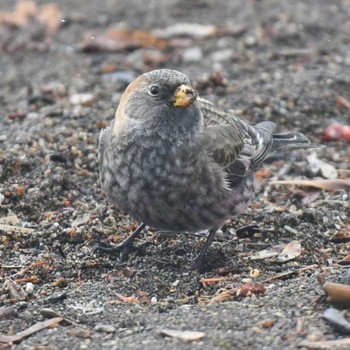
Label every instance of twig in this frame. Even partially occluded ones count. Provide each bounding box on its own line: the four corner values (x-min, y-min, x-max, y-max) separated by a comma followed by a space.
0, 317, 64, 344
299, 338, 350, 349
262, 264, 319, 283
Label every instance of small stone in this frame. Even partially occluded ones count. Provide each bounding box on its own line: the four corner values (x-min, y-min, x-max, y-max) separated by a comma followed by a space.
25, 282, 35, 294
94, 324, 116, 333
151, 296, 157, 304
244, 35, 257, 47
182, 47, 203, 62
70, 93, 95, 106
172, 280, 180, 287
320, 164, 338, 179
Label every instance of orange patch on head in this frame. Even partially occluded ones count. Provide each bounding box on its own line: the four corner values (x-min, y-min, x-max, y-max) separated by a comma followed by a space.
113, 75, 149, 135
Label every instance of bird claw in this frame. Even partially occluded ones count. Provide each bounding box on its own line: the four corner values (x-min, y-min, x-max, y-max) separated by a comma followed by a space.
235, 224, 260, 238
92, 222, 146, 261
93, 240, 134, 261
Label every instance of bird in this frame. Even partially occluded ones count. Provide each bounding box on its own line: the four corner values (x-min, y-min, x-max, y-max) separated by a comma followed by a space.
98, 68, 312, 271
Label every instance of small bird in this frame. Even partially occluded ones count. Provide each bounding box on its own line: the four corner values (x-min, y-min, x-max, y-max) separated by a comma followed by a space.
98, 69, 311, 270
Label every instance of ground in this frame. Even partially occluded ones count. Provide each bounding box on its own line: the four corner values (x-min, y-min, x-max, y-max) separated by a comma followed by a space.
1, 0, 350, 349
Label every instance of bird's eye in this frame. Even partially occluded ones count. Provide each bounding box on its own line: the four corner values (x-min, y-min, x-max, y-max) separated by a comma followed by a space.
149, 85, 160, 96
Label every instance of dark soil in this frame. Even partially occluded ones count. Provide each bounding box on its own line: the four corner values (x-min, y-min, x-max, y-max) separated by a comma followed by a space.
1, 1, 350, 349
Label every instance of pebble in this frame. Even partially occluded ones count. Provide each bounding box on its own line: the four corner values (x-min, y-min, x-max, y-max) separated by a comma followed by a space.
94, 324, 116, 333
171, 279, 180, 287
320, 163, 338, 179
70, 93, 95, 106
25, 282, 35, 294
182, 47, 203, 62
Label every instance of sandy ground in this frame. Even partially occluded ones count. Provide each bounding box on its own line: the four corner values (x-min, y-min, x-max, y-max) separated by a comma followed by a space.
1, 1, 350, 349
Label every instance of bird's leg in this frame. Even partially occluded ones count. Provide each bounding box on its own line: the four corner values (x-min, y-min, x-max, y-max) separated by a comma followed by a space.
192, 227, 219, 272
94, 222, 146, 260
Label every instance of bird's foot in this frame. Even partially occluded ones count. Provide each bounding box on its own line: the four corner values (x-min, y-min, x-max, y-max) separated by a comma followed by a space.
235, 224, 260, 238
93, 222, 146, 261
93, 239, 134, 261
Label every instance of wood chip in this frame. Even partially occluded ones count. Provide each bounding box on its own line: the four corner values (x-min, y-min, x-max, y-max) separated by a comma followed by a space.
159, 329, 205, 342
330, 231, 350, 243
322, 282, 350, 306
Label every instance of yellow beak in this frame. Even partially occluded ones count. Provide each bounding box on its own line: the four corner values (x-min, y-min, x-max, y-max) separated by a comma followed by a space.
173, 84, 197, 107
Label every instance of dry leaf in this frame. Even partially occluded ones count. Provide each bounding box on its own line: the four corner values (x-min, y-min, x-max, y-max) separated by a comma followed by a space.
336, 96, 350, 109
277, 240, 302, 263
36, 3, 63, 34
4, 279, 27, 300
159, 329, 205, 342
0, 0, 62, 33
0, 215, 20, 225
71, 213, 92, 227
209, 288, 237, 303
114, 292, 139, 304
270, 178, 350, 191
80, 28, 167, 52
0, 0, 37, 27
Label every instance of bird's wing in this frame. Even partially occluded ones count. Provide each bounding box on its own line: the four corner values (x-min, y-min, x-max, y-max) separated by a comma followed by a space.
197, 97, 279, 188
203, 125, 244, 167
198, 97, 246, 168
198, 97, 276, 167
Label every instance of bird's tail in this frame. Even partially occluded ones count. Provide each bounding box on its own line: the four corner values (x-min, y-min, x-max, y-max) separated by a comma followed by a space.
249, 121, 316, 169
270, 131, 313, 153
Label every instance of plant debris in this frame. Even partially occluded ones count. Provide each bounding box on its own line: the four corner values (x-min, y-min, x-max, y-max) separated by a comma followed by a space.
159, 328, 205, 342
0, 317, 64, 345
